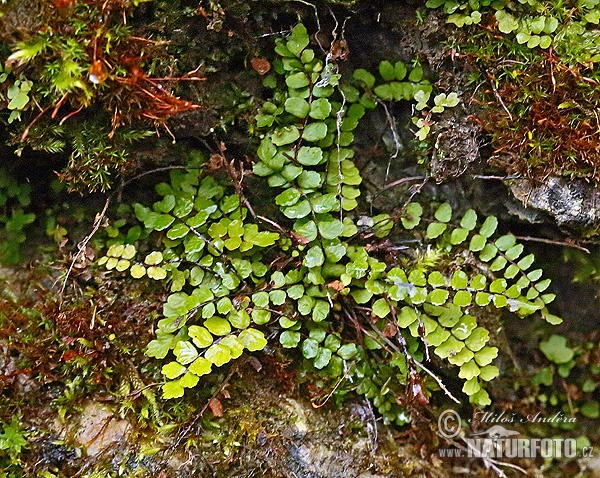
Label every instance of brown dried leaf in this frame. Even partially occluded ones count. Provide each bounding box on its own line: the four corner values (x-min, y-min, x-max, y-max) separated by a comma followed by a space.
247, 356, 263, 372
383, 321, 398, 338
208, 397, 223, 417
290, 231, 310, 246
251, 57, 271, 75
327, 280, 345, 292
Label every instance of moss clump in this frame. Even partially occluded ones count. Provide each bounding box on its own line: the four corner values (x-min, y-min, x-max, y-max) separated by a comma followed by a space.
426, 0, 600, 181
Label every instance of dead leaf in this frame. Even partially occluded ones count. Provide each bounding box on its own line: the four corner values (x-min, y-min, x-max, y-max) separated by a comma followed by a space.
330, 39, 349, 61
327, 280, 345, 292
208, 153, 225, 171
248, 356, 263, 372
383, 321, 398, 338
208, 397, 223, 417
251, 57, 271, 75
290, 231, 310, 245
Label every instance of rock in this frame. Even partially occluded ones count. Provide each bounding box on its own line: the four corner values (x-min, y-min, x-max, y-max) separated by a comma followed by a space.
259, 398, 387, 478
75, 402, 132, 456
579, 452, 600, 478
430, 114, 481, 183
280, 440, 383, 478
32, 439, 79, 470
508, 177, 600, 231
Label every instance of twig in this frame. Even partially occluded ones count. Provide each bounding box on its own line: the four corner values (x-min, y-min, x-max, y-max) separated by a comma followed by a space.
312, 363, 356, 408
119, 165, 202, 190
56, 102, 206, 309
365, 324, 460, 404
370, 176, 427, 217
381, 102, 403, 184
293, 0, 325, 52
59, 106, 84, 125
51, 92, 69, 119
405, 177, 430, 205
144, 77, 206, 82
335, 78, 346, 221
486, 72, 513, 121
462, 437, 528, 476
57, 197, 110, 305
561, 378, 576, 416
257, 215, 287, 234
258, 30, 291, 38
20, 105, 52, 141
443, 436, 528, 476
514, 235, 590, 254
471, 174, 520, 180
128, 36, 169, 45
372, 176, 426, 200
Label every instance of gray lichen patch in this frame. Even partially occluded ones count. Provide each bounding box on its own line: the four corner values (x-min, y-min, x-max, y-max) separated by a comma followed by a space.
509, 177, 600, 231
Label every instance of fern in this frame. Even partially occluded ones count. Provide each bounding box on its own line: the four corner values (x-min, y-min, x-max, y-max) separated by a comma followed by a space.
98, 23, 562, 421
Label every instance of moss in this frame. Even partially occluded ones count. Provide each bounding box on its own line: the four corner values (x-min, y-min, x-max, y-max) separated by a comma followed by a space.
425, 0, 600, 182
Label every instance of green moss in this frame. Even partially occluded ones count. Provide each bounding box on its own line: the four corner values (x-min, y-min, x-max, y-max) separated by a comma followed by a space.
426, 0, 600, 181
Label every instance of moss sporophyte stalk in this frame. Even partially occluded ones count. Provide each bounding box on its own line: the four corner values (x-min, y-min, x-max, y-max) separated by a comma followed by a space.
97, 23, 563, 424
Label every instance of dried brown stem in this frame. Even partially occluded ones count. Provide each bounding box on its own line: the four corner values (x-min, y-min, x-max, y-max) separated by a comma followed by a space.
514, 235, 590, 254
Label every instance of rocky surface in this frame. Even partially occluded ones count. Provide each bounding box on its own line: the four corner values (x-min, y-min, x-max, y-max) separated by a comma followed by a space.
24, 358, 439, 477
509, 177, 600, 232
